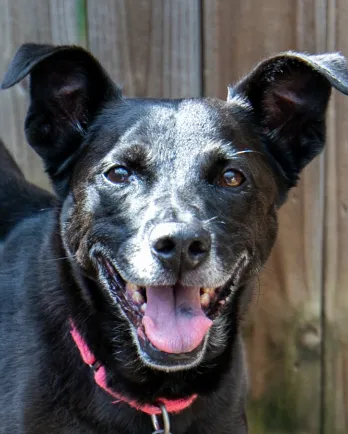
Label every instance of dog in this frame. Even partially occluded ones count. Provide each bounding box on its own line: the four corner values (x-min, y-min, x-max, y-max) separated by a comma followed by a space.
0, 44, 347, 434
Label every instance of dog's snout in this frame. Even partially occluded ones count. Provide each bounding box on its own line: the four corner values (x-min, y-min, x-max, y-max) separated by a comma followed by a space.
150, 223, 211, 270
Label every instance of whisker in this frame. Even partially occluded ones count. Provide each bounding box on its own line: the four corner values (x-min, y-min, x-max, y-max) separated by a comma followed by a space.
230, 149, 263, 157
40, 254, 77, 263
203, 216, 218, 224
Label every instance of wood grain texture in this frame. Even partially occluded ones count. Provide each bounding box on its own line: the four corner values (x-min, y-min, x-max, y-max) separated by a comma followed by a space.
0, 0, 83, 189
324, 0, 348, 432
87, 0, 201, 97
203, 0, 297, 98
203, 1, 327, 432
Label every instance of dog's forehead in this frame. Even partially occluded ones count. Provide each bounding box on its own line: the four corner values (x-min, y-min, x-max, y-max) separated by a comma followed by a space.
143, 98, 232, 139
115, 98, 248, 154
86, 96, 259, 176
149, 99, 220, 135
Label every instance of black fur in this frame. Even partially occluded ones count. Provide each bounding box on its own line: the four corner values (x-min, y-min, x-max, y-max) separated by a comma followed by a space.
1, 44, 348, 433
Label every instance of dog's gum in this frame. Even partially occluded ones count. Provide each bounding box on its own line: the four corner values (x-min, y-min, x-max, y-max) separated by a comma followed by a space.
200, 293, 211, 308
132, 291, 144, 304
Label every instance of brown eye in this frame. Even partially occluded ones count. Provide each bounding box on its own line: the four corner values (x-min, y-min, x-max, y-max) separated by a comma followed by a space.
220, 169, 245, 188
105, 166, 131, 184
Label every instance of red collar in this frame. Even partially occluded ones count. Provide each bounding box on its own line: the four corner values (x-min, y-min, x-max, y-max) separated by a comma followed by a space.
70, 322, 197, 415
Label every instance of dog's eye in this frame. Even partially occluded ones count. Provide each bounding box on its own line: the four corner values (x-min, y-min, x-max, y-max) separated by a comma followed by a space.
220, 169, 245, 188
105, 166, 131, 184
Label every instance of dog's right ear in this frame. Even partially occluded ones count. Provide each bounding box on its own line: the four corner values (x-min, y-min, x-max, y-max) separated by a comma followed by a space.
1, 43, 120, 196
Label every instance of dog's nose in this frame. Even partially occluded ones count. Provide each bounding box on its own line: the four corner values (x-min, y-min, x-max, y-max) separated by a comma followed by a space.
150, 223, 211, 270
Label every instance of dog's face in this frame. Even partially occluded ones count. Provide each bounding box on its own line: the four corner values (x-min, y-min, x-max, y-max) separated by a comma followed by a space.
2, 45, 348, 372
64, 97, 280, 370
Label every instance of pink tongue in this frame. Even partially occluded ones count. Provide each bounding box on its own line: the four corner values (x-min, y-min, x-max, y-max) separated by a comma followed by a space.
142, 285, 212, 354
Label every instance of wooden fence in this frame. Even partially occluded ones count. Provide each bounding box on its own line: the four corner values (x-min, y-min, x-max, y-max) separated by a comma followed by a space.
0, 1, 347, 433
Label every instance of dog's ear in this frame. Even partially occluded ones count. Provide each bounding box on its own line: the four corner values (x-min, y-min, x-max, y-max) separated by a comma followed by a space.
1, 43, 120, 196
230, 52, 348, 188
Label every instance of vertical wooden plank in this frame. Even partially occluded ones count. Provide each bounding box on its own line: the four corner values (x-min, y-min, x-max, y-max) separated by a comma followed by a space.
50, 0, 86, 46
324, 1, 348, 432
203, 0, 303, 98
0, 0, 51, 189
87, 0, 201, 98
0, 0, 83, 189
203, 1, 327, 433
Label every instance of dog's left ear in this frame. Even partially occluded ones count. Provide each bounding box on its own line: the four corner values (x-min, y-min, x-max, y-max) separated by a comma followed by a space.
230, 52, 348, 188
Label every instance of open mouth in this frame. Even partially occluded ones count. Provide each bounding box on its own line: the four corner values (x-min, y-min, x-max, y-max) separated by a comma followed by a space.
96, 254, 247, 357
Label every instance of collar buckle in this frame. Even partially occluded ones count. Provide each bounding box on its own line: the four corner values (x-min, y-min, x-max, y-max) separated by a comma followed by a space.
89, 360, 101, 372
151, 404, 171, 434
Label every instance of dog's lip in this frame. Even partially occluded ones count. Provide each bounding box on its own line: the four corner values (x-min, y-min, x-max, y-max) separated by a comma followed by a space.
93, 251, 248, 359
94, 252, 248, 316
94, 249, 248, 290
140, 330, 206, 362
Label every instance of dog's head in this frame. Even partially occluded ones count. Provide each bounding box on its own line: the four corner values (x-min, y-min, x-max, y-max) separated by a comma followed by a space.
2, 44, 348, 372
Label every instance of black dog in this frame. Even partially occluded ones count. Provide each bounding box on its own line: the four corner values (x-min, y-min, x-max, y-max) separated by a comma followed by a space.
0, 44, 347, 434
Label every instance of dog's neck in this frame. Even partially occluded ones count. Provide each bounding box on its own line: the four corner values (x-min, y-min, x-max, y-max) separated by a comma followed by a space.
70, 320, 197, 416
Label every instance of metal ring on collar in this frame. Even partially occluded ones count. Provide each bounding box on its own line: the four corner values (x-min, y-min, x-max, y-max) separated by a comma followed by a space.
151, 404, 171, 434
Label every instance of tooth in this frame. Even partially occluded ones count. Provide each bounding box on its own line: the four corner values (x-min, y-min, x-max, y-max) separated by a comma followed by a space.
202, 287, 215, 296
126, 283, 138, 292
140, 303, 147, 313
132, 291, 145, 304
219, 300, 226, 305
200, 293, 210, 308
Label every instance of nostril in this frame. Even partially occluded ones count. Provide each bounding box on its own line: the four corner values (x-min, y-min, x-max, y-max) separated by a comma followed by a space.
150, 223, 211, 269
153, 237, 176, 255
188, 240, 208, 256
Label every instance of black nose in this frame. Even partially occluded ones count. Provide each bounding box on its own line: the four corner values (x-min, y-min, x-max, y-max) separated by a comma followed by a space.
150, 223, 211, 270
